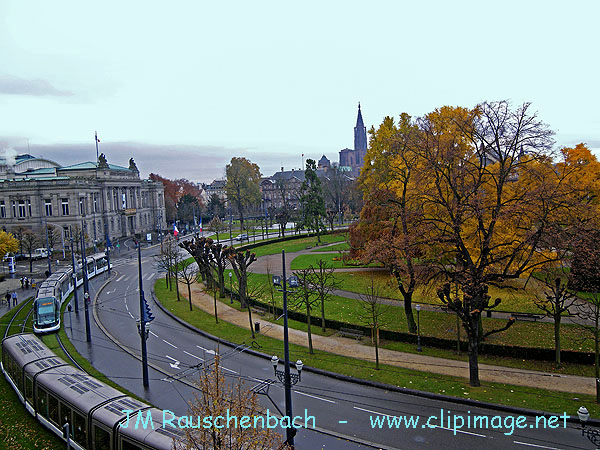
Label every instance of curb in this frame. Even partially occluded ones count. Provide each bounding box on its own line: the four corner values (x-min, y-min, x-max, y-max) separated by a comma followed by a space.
151, 287, 600, 428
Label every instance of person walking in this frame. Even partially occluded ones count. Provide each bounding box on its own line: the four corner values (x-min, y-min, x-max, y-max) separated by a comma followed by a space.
4, 291, 10, 306
24, 277, 29, 290
11, 291, 18, 307
20, 277, 24, 289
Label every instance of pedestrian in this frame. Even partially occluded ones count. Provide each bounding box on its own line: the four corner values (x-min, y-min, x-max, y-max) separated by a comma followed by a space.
24, 277, 29, 290
4, 291, 10, 306
20, 277, 24, 289
11, 291, 17, 307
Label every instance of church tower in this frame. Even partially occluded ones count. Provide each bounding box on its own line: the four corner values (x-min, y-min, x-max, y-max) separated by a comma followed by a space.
354, 102, 367, 152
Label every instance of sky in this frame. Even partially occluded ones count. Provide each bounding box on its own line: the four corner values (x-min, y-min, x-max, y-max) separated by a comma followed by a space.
1, 1, 599, 183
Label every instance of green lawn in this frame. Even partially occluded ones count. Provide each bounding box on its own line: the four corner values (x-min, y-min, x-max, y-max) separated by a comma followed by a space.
311, 242, 351, 252
290, 253, 382, 270
251, 233, 347, 258
155, 280, 600, 417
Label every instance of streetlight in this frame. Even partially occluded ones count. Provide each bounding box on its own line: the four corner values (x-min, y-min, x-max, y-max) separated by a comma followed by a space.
415, 304, 422, 352
271, 355, 303, 384
578, 406, 600, 446
229, 272, 233, 304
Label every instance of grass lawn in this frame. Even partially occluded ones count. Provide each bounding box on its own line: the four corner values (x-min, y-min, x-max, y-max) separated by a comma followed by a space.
155, 280, 600, 417
0, 298, 64, 450
311, 242, 350, 252
251, 233, 347, 258
228, 270, 595, 353
290, 253, 382, 270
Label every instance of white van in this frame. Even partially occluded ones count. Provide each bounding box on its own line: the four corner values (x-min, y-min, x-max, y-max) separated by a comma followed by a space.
31, 248, 49, 260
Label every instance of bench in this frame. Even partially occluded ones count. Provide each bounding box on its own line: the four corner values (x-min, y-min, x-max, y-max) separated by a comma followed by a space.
338, 327, 364, 340
512, 312, 544, 322
252, 306, 267, 316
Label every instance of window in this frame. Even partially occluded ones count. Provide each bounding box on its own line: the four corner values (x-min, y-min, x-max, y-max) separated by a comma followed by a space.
63, 226, 70, 240
37, 386, 48, 417
93, 193, 98, 213
113, 190, 119, 211
59, 402, 72, 434
0, 201, 5, 218
79, 198, 85, 215
45, 199, 52, 216
18, 200, 26, 218
122, 193, 127, 209
130, 190, 135, 208
62, 199, 69, 216
27, 199, 32, 216
94, 426, 111, 450
122, 439, 143, 450
11, 200, 16, 218
25, 376, 33, 403
48, 394, 59, 425
73, 410, 87, 445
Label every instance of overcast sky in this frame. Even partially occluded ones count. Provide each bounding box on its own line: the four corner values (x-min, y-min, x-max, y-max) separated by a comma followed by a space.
1, 1, 599, 182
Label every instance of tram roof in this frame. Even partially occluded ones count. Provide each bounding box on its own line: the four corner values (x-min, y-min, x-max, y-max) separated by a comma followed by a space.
2, 334, 59, 368
118, 407, 185, 448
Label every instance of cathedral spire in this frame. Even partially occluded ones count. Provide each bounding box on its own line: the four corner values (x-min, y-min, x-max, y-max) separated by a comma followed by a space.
354, 102, 367, 151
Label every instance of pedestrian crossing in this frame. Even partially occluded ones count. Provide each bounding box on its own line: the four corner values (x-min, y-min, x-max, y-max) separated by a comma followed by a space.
114, 272, 159, 283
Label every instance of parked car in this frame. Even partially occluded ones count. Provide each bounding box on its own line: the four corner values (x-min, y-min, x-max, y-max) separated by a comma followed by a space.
287, 276, 299, 288
235, 233, 249, 242
31, 248, 49, 260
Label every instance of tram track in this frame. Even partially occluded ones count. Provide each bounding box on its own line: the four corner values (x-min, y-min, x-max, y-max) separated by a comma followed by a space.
3, 297, 34, 339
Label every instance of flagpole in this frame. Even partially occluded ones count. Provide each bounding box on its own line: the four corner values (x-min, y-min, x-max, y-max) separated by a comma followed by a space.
95, 131, 99, 162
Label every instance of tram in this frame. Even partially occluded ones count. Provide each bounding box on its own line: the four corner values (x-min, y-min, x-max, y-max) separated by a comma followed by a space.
32, 252, 111, 334
2, 333, 181, 449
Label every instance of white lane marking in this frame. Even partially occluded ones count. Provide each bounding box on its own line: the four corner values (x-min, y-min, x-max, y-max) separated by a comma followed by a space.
124, 303, 129, 311
148, 273, 155, 280
222, 367, 238, 374
116, 275, 125, 282
183, 350, 203, 360
128, 311, 134, 318
163, 339, 178, 349
431, 425, 486, 438
354, 406, 394, 417
196, 345, 216, 355
513, 442, 563, 450
149, 330, 158, 338
165, 355, 180, 369
295, 391, 336, 404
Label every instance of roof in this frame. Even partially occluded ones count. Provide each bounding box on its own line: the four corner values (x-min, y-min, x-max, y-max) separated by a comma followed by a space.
22, 167, 56, 174
59, 161, 131, 172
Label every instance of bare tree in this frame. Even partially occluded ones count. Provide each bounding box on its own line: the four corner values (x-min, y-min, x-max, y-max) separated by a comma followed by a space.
208, 216, 226, 243
310, 259, 339, 332
175, 355, 282, 450
22, 230, 39, 273
264, 258, 277, 319
154, 236, 179, 290
226, 248, 257, 338
356, 277, 390, 370
290, 268, 320, 354
179, 260, 200, 312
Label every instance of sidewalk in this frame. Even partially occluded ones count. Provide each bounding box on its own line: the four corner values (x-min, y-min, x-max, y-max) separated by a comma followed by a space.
180, 280, 596, 396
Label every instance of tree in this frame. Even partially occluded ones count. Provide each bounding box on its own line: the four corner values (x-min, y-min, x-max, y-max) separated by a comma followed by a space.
13, 226, 26, 254
22, 230, 39, 273
0, 231, 19, 260
225, 248, 257, 338
207, 193, 226, 219
150, 174, 204, 223
177, 193, 201, 230
290, 268, 320, 354
322, 166, 354, 227
154, 236, 180, 290
225, 157, 261, 233
208, 216, 226, 243
299, 159, 326, 244
310, 259, 339, 332
175, 355, 282, 450
356, 277, 390, 370
207, 240, 230, 298
180, 260, 200, 312
45, 225, 62, 254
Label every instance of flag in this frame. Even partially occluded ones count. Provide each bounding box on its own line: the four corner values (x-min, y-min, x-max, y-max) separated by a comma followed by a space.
173, 223, 179, 237
199, 217, 202, 232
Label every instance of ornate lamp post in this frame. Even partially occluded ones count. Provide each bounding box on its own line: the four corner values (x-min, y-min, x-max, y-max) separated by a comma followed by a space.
416, 303, 422, 352
578, 406, 600, 446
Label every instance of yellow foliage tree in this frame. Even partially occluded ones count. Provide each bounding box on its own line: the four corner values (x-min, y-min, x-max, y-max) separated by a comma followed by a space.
0, 231, 19, 260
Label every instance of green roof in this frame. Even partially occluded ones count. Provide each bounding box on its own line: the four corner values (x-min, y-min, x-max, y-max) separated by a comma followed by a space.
59, 162, 131, 172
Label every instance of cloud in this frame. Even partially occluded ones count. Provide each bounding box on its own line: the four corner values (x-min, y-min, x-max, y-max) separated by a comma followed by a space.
2, 140, 303, 183
0, 74, 74, 97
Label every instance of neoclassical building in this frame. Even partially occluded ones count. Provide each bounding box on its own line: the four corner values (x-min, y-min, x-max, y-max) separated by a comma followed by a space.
0, 153, 166, 249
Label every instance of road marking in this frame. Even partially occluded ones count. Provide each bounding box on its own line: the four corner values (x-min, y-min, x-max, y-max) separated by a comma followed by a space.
196, 345, 216, 355
163, 339, 178, 349
116, 275, 125, 282
124, 303, 129, 311
165, 355, 180, 369
183, 350, 203, 360
513, 442, 563, 450
295, 391, 336, 404
431, 425, 486, 438
354, 406, 393, 417
128, 311, 134, 318
222, 367, 238, 374
149, 330, 158, 337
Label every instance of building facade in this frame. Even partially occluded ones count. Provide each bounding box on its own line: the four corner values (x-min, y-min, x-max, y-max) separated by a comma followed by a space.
0, 153, 166, 249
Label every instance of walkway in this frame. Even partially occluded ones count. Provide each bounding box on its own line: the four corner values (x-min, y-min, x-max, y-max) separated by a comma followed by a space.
180, 279, 596, 396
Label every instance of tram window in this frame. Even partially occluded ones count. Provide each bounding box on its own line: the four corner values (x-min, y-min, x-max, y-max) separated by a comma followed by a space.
73, 410, 87, 447
37, 387, 48, 417
25, 376, 33, 403
88, 261, 95, 273
121, 439, 143, 450
94, 425, 111, 450
48, 394, 59, 424
60, 403, 72, 436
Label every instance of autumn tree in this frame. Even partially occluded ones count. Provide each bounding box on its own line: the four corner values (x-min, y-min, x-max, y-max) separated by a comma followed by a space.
206, 193, 226, 219
299, 159, 326, 244
225, 247, 258, 338
310, 259, 339, 332
0, 231, 19, 260
225, 157, 261, 233
150, 174, 204, 223
175, 355, 282, 450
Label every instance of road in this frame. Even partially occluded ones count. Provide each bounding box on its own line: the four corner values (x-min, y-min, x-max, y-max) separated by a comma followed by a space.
65, 239, 596, 450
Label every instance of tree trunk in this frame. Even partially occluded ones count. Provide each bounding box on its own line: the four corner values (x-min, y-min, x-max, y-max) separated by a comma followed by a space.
468, 317, 481, 387
320, 295, 326, 332
306, 303, 314, 354
218, 269, 225, 298
403, 292, 417, 334
247, 300, 255, 339
175, 273, 180, 301
554, 312, 561, 365
596, 314, 599, 403
375, 326, 380, 370
213, 286, 219, 324
187, 283, 193, 311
